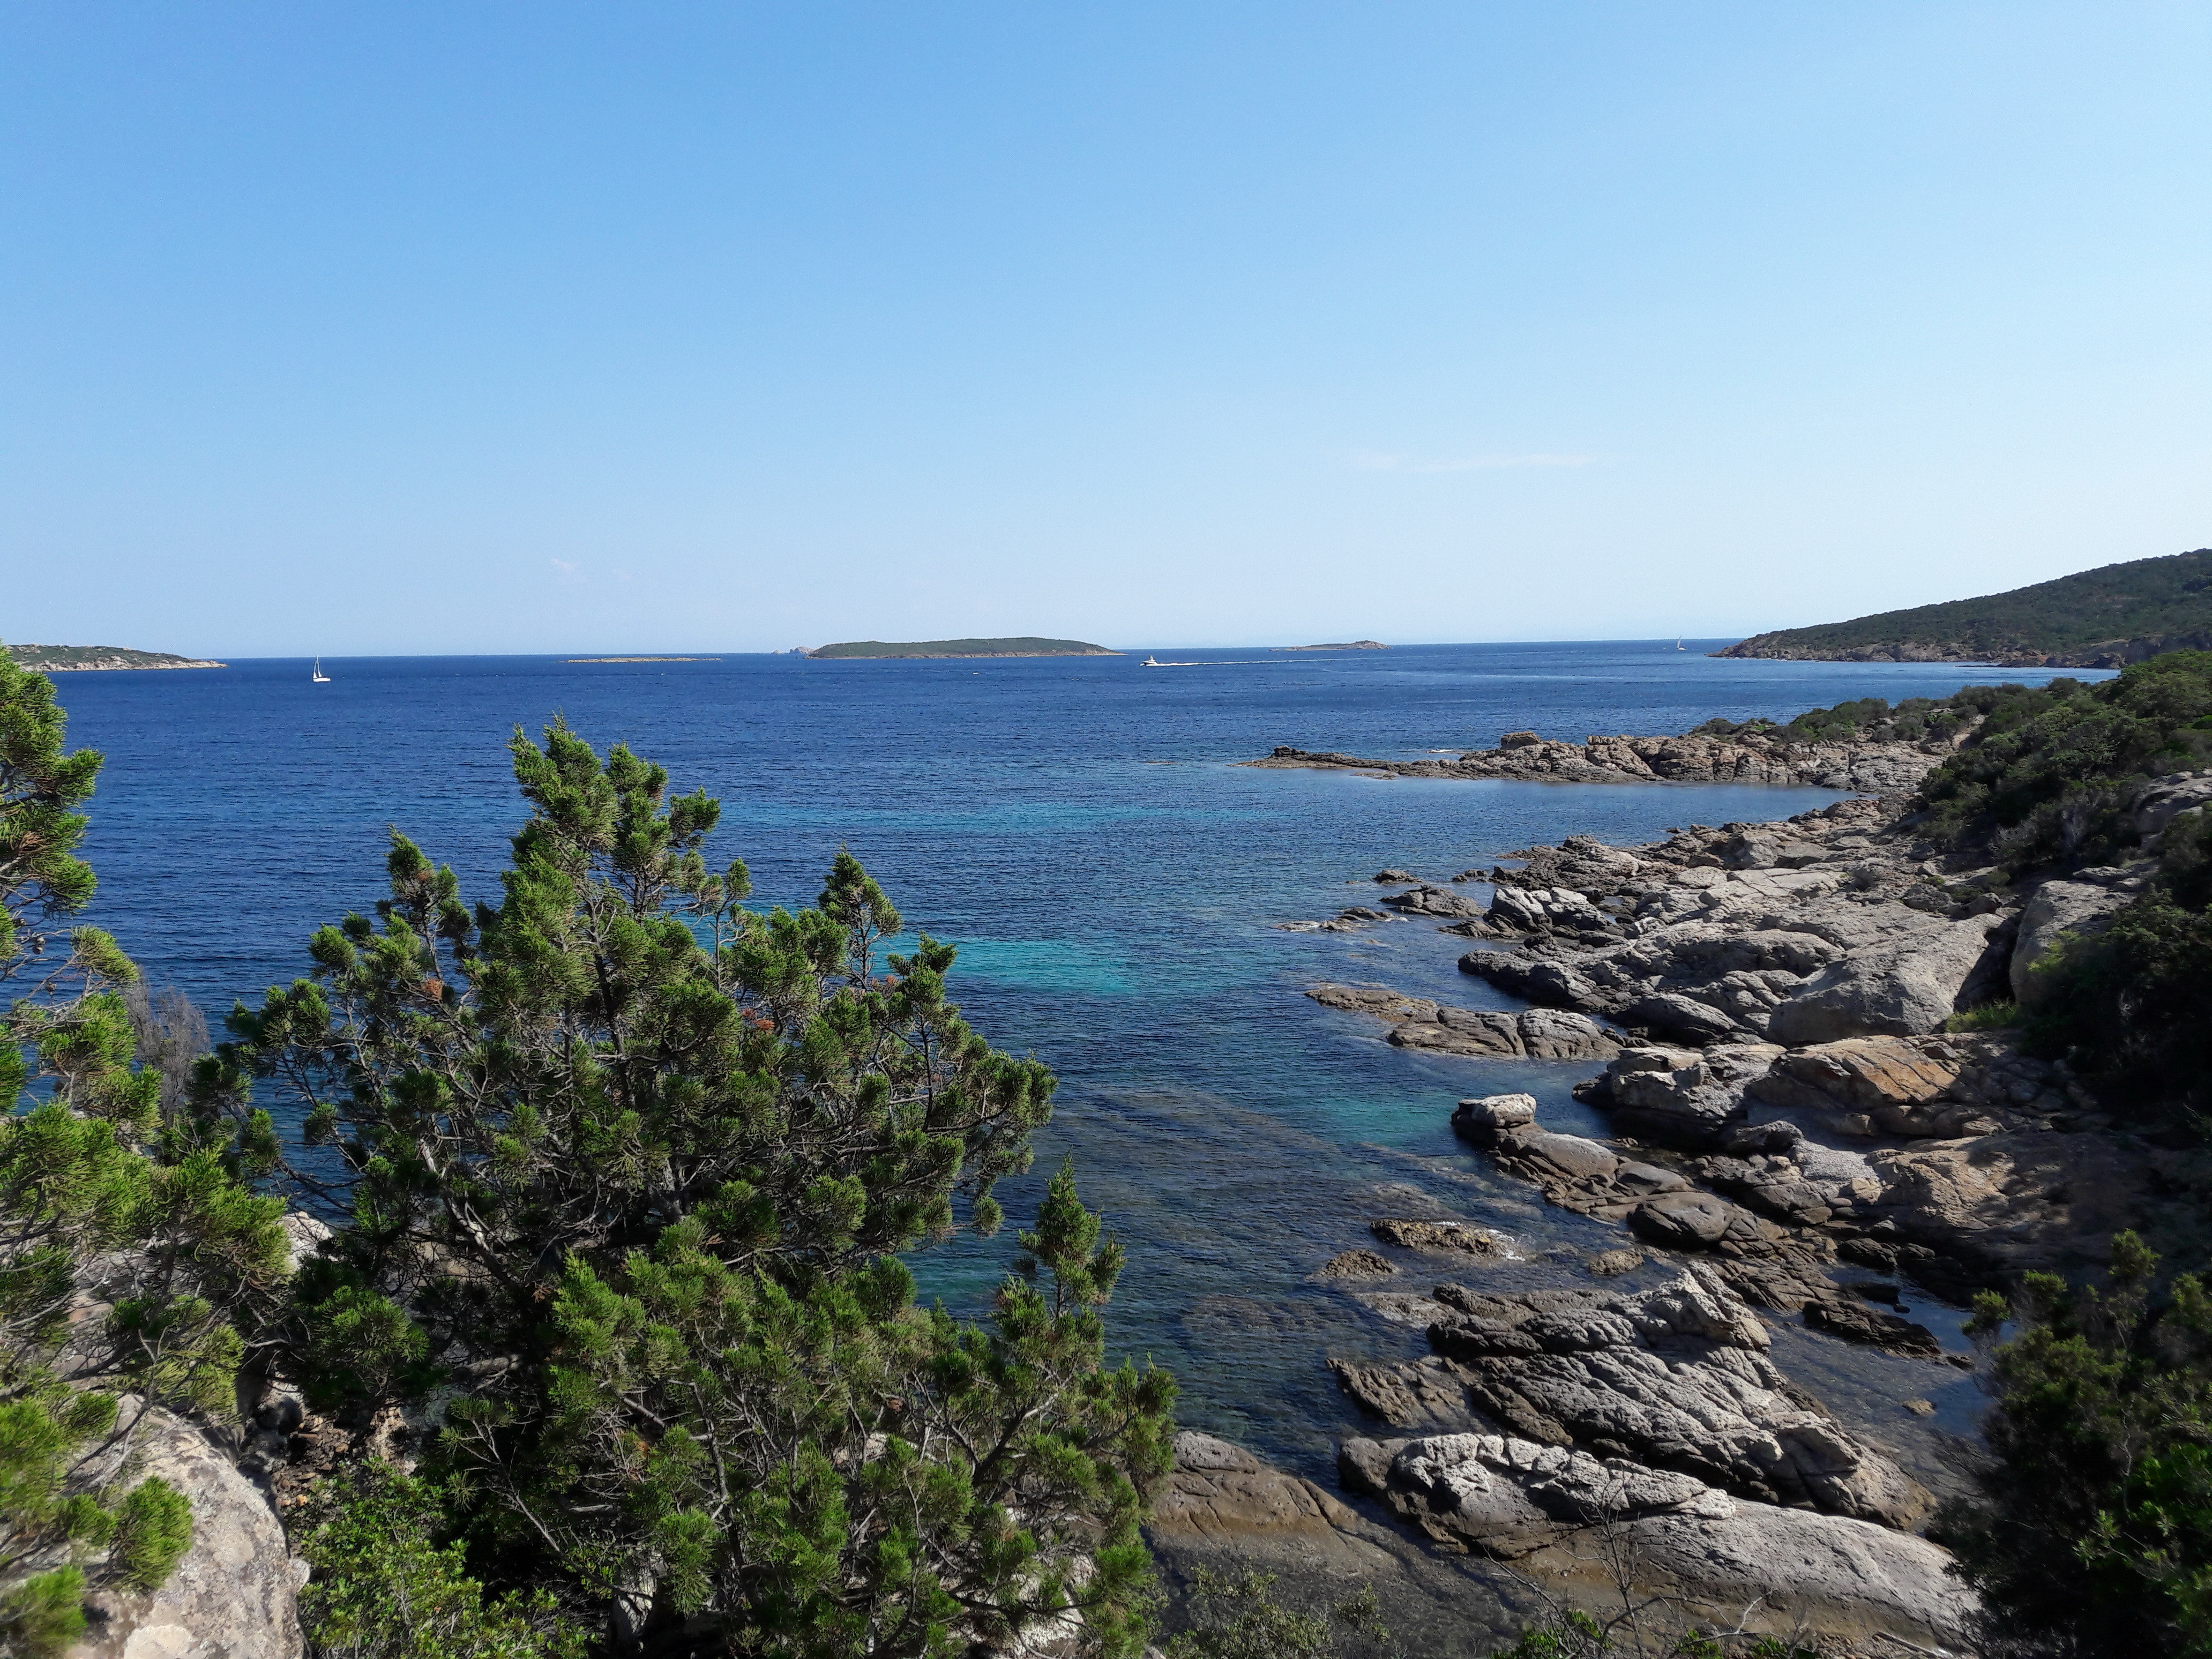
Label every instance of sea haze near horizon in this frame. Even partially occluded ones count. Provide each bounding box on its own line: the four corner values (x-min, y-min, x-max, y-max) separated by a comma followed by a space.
58, 640, 2102, 1508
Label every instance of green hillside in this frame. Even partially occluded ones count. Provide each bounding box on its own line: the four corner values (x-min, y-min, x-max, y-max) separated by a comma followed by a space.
1718, 547, 2212, 667
3, 642, 225, 671
806, 637, 1119, 659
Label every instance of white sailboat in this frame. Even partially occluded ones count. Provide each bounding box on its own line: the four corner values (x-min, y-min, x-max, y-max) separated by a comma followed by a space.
311, 656, 331, 683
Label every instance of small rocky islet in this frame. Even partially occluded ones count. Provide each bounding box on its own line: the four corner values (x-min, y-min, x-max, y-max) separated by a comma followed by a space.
1147, 718, 2212, 1654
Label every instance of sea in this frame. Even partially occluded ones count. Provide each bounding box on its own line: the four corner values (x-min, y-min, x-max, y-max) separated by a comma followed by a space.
55, 641, 2098, 1509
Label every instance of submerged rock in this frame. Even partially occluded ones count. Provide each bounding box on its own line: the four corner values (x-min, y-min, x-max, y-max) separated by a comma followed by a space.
1381, 883, 1485, 919
1369, 1219, 1507, 1258
1316, 1249, 1399, 1279
1308, 983, 1619, 1059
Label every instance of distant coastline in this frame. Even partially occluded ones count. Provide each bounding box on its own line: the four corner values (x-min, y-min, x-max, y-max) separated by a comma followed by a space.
5, 644, 226, 672
805, 636, 1120, 660
567, 656, 722, 663
1715, 547, 2212, 668
1276, 639, 1387, 651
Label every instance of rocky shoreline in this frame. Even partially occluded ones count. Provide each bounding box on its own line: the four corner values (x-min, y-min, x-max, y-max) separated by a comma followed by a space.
1243, 725, 1957, 791
1158, 731, 2212, 1653
1714, 630, 2212, 670
5, 648, 227, 671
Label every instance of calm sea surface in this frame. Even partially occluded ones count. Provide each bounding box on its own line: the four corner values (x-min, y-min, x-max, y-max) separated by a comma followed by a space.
58, 642, 2095, 1488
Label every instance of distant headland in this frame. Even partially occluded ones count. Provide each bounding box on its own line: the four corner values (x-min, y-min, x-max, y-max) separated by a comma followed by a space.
803, 637, 1120, 659
4, 644, 226, 672
1276, 640, 1387, 651
1717, 547, 2212, 668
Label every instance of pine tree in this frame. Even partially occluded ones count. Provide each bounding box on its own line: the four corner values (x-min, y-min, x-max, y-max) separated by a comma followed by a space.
229, 720, 1174, 1656
0, 649, 288, 1654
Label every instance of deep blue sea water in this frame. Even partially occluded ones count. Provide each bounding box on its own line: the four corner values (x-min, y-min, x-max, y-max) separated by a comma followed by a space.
55, 641, 2097, 1489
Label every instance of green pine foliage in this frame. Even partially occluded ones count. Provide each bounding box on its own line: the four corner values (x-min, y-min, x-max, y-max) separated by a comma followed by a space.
227, 720, 1175, 1656
295, 1463, 587, 1658
1943, 1234, 2212, 1656
0, 649, 289, 1653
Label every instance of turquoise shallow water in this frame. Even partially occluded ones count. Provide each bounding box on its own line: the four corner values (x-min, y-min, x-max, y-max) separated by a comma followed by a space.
55, 640, 2091, 1481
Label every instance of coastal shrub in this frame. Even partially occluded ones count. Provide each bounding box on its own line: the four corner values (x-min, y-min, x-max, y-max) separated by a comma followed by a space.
1942, 1000, 2021, 1033
1943, 1232, 2212, 1656
294, 1463, 587, 1658
1890, 654, 2212, 1109
225, 720, 1175, 1655
1918, 652, 2212, 857
1690, 696, 1965, 749
2000, 809, 2212, 1109
1162, 1567, 1391, 1658
1784, 695, 1890, 744
0, 651, 288, 1653
2019, 890, 2212, 1111
1484, 1612, 1815, 1657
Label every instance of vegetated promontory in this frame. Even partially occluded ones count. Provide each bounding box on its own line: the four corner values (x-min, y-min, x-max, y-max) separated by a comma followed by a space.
3, 641, 226, 671
805, 636, 1119, 659
1717, 545, 2212, 667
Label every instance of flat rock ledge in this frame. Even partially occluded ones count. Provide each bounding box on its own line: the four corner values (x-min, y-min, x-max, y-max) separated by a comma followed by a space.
1307, 983, 1620, 1060
1153, 1428, 1976, 1655
1244, 728, 1955, 791
1331, 1266, 1930, 1530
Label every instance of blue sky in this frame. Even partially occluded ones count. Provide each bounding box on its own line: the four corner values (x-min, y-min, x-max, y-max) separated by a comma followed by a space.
3, 3, 2206, 655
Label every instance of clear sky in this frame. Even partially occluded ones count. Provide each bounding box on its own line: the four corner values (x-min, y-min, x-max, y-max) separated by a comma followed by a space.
3, 3, 2206, 656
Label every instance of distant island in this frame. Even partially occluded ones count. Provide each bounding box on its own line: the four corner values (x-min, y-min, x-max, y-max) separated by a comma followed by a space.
1276, 640, 1387, 652
4, 644, 226, 672
1718, 547, 2212, 668
804, 637, 1120, 659
567, 656, 721, 663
